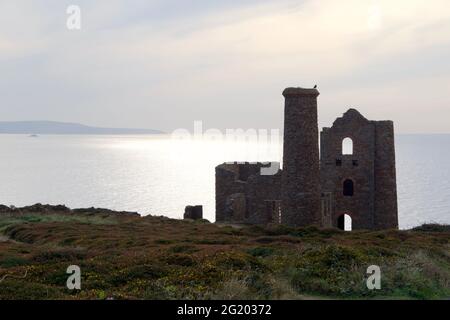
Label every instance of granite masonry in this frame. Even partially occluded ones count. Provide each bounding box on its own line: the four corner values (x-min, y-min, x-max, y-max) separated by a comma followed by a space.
215, 87, 398, 230
184, 205, 204, 221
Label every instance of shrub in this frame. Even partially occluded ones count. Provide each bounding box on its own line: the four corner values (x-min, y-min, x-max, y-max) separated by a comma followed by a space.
247, 247, 274, 257
32, 249, 86, 263
0, 256, 29, 268
412, 224, 450, 233
210, 278, 252, 300
165, 254, 196, 267
169, 245, 198, 254
109, 264, 168, 286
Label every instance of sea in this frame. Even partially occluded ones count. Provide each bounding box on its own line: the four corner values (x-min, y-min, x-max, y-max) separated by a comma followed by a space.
0, 134, 449, 229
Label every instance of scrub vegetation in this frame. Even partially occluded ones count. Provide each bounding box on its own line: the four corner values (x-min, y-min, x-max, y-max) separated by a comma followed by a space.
0, 205, 448, 300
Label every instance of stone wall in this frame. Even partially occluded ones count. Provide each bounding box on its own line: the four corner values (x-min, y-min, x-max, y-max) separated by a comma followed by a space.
320, 109, 398, 230
215, 162, 282, 225
184, 205, 203, 220
215, 163, 246, 222
373, 121, 399, 229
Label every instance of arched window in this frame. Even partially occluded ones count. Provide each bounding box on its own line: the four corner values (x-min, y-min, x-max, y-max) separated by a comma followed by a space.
343, 179, 354, 196
337, 214, 352, 231
342, 137, 353, 155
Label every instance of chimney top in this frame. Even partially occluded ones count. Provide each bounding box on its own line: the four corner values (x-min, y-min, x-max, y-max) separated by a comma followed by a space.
283, 87, 320, 97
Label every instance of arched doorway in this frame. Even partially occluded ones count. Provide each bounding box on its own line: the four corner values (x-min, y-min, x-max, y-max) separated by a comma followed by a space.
337, 214, 352, 231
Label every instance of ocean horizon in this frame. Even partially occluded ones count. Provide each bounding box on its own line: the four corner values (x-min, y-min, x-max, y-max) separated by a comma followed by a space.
1, 133, 449, 229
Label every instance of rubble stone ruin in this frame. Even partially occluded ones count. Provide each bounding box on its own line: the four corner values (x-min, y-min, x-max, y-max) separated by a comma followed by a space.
184, 205, 203, 221
215, 87, 398, 231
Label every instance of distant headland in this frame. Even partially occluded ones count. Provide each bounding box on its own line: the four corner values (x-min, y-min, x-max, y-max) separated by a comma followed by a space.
0, 121, 164, 135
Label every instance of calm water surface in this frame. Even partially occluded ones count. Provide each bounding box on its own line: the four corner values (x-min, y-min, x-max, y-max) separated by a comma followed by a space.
0, 134, 449, 229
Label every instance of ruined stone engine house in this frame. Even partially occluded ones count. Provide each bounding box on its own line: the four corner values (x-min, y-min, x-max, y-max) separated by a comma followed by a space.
215, 87, 398, 230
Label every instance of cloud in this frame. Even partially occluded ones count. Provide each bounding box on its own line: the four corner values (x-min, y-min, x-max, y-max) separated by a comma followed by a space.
0, 0, 449, 132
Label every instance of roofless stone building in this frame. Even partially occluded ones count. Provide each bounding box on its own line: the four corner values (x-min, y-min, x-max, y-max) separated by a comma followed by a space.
215, 87, 398, 230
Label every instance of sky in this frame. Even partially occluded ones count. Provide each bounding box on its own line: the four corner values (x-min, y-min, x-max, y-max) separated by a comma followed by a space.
0, 0, 450, 133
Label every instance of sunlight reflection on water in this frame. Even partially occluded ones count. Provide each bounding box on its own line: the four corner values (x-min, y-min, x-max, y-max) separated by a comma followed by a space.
0, 134, 448, 229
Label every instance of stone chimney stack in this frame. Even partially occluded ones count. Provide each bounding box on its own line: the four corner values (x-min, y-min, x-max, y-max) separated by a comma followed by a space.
281, 87, 321, 227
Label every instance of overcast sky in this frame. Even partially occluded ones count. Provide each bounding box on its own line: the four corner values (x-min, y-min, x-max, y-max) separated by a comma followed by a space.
1, 0, 450, 133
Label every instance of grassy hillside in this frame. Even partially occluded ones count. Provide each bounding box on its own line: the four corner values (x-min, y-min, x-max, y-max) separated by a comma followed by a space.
0, 205, 449, 300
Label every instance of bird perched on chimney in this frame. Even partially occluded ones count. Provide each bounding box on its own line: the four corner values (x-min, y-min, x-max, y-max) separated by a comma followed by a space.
314, 85, 318, 89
